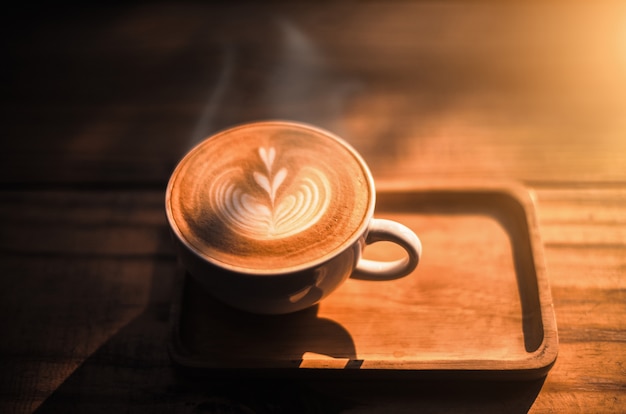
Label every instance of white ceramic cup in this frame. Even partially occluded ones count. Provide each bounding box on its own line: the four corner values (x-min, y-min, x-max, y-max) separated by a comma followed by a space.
165, 121, 421, 314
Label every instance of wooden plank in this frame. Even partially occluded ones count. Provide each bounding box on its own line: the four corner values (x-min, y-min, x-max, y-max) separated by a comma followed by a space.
531, 187, 626, 412
2, 2, 625, 185
0, 191, 172, 257
535, 188, 626, 290
1, 185, 624, 412
0, 190, 177, 412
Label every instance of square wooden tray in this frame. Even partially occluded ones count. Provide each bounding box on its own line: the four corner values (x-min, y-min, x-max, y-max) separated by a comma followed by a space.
168, 182, 558, 380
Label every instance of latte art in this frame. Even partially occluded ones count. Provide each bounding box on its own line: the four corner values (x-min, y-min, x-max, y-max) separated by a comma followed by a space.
167, 122, 372, 272
210, 147, 331, 239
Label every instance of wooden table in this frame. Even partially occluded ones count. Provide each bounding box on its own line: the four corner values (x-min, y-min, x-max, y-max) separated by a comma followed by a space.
2, 2, 624, 412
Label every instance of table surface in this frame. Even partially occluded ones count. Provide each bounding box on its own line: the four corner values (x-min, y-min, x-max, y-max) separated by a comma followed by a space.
1, 2, 625, 413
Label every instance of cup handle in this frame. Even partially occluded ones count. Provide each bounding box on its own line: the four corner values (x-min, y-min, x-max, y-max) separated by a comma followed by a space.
352, 218, 422, 281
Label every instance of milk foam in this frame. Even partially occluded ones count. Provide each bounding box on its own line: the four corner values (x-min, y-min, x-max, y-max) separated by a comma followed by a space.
209, 146, 331, 239
168, 122, 372, 272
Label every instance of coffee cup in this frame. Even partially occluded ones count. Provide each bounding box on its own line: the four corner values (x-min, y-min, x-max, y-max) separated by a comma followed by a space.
165, 120, 422, 314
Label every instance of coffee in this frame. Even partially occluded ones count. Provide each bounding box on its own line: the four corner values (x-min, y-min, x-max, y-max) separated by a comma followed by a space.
168, 122, 373, 273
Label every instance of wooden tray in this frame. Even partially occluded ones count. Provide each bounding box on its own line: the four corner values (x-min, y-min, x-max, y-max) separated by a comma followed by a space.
168, 182, 558, 380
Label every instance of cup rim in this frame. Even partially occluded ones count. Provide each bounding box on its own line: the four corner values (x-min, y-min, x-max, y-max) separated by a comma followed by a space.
165, 120, 376, 275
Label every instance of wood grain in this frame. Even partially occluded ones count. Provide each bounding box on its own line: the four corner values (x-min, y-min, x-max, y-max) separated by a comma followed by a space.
1, 1, 625, 413
1, 186, 624, 412
171, 185, 557, 378
2, 2, 625, 185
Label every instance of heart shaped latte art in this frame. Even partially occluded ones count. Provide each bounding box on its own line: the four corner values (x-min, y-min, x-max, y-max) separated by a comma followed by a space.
209, 147, 331, 240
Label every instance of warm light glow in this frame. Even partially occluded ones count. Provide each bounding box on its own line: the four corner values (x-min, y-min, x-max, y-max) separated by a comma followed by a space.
300, 352, 351, 369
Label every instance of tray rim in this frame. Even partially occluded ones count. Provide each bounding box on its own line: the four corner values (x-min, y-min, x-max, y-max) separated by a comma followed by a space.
168, 180, 559, 380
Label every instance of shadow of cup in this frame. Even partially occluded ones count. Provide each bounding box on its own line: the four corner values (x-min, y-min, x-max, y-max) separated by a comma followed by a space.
176, 274, 358, 366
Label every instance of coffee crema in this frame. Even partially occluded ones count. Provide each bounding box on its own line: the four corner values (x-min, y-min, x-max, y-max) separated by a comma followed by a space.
167, 122, 373, 273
